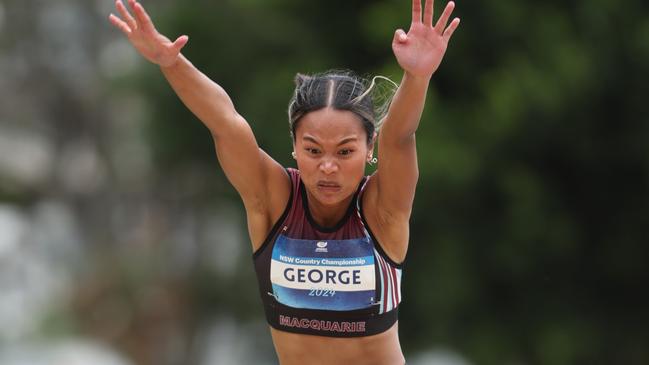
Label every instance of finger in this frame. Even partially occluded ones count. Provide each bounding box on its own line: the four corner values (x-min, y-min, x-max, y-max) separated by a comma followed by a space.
412, 0, 422, 23
115, 0, 137, 31
131, 0, 156, 33
435, 1, 455, 34
443, 17, 460, 41
127, 0, 137, 13
423, 0, 434, 27
393, 29, 408, 44
171, 35, 189, 53
109, 14, 132, 36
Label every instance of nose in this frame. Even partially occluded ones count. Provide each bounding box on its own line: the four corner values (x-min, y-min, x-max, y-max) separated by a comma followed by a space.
319, 158, 338, 174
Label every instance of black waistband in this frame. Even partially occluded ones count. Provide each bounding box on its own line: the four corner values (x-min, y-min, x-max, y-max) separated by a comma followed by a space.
264, 298, 398, 338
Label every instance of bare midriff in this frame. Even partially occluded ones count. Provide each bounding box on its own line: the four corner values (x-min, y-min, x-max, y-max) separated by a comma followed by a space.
270, 321, 405, 365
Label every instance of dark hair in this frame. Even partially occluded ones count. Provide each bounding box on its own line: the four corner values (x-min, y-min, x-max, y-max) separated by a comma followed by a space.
287, 70, 396, 145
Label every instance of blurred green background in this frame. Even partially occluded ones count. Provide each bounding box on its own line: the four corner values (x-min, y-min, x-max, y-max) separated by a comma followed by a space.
0, 0, 648, 364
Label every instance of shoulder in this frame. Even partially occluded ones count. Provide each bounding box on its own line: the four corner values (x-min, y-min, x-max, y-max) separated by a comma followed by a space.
248, 165, 293, 251
266, 166, 293, 216
360, 173, 410, 264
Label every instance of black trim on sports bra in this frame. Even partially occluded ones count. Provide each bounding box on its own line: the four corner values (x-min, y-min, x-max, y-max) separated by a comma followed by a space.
252, 169, 294, 259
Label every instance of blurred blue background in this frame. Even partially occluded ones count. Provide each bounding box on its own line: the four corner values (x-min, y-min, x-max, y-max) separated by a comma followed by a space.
0, 0, 648, 364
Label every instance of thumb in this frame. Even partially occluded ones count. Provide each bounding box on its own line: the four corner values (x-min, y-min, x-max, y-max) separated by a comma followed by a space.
172, 35, 189, 53
393, 29, 407, 44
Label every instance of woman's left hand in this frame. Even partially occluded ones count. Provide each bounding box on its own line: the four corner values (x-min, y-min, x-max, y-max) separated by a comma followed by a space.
392, 0, 460, 79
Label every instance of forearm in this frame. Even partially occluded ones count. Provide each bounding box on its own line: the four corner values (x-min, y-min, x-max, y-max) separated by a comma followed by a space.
160, 54, 240, 135
381, 72, 430, 143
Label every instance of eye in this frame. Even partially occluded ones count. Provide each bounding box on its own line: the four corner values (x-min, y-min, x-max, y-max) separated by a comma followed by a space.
305, 147, 321, 155
338, 149, 354, 156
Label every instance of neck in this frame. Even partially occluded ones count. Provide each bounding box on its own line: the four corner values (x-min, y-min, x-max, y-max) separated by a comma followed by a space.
305, 190, 353, 229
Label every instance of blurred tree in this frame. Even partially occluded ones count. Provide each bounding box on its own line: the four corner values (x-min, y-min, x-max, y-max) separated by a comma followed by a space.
122, 0, 649, 364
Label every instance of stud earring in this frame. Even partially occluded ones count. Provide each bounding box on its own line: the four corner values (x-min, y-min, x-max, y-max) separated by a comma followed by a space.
291, 151, 297, 159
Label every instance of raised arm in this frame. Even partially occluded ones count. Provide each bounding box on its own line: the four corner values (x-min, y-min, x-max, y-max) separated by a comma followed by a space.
374, 0, 459, 214
108, 0, 289, 246
362, 0, 459, 261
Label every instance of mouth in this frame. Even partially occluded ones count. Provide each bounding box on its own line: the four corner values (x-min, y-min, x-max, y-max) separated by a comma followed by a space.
317, 181, 341, 187
316, 181, 342, 192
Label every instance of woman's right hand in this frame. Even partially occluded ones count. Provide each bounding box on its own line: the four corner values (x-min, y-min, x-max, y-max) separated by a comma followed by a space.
108, 0, 188, 68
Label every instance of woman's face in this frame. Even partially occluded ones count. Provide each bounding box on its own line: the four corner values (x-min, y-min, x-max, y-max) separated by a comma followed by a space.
293, 107, 372, 207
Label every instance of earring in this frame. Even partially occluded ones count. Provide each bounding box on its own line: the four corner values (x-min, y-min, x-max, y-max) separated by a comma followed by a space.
292, 151, 297, 159
367, 157, 378, 165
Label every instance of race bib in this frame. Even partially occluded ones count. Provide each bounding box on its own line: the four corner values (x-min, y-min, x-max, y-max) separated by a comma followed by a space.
270, 235, 376, 311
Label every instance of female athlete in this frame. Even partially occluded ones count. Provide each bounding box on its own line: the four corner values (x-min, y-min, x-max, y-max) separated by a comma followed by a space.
109, 0, 459, 363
